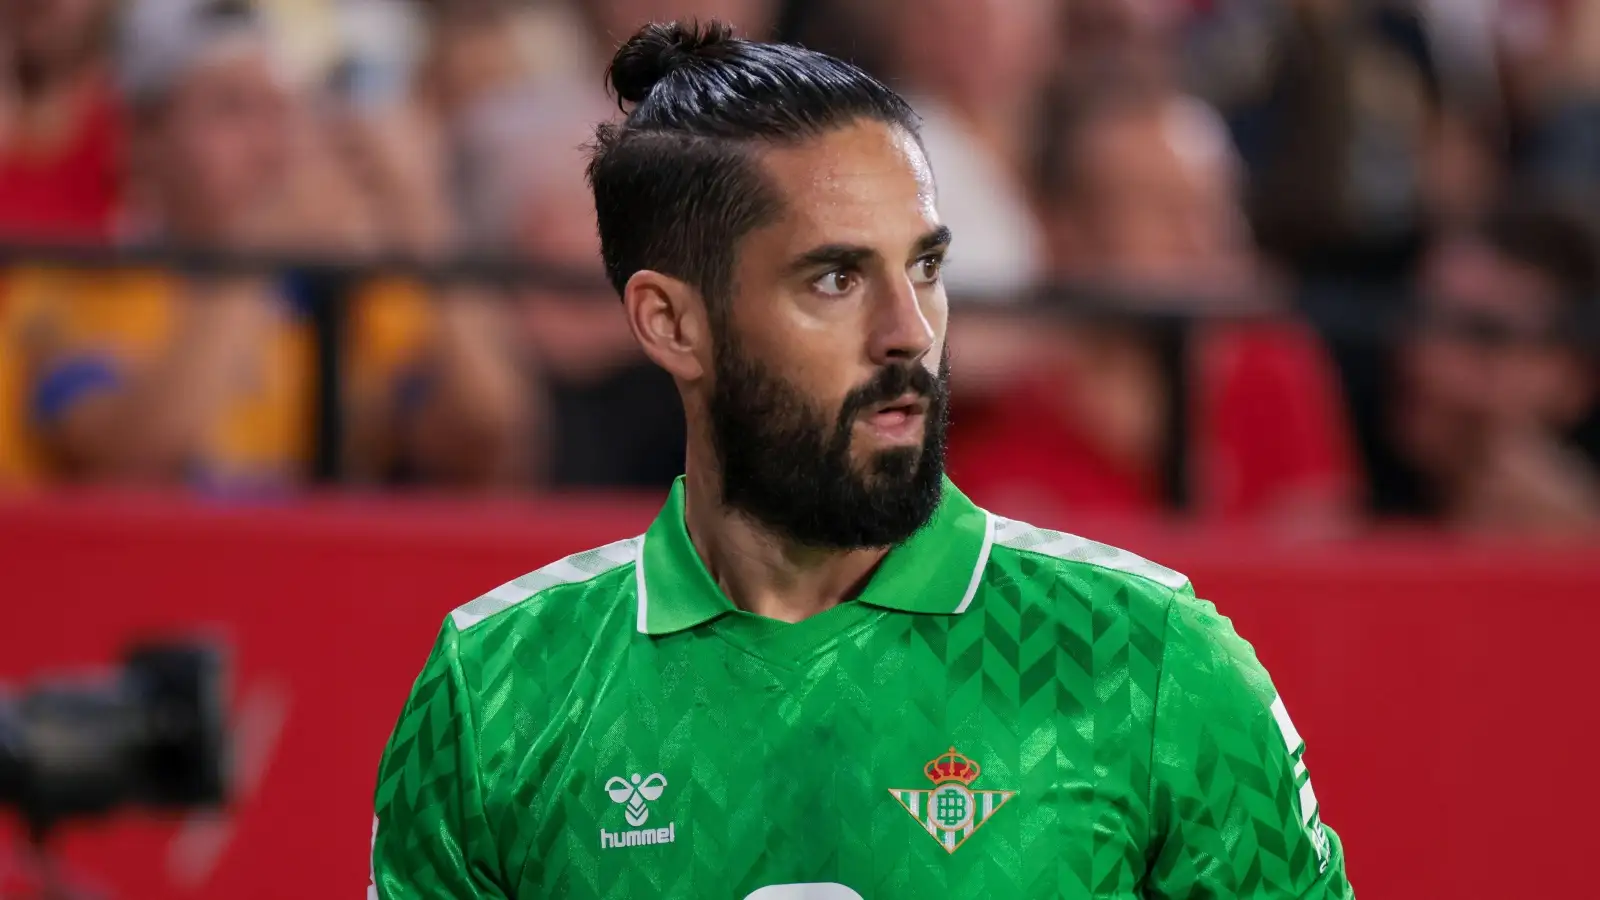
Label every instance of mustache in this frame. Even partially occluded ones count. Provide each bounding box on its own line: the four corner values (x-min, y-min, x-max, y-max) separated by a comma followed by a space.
838, 361, 944, 423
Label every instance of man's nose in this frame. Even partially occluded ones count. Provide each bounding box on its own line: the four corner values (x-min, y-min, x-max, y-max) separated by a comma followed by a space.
867, 274, 935, 366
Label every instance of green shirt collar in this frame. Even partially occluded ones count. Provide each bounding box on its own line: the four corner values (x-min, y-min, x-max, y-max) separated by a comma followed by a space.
636, 476, 995, 635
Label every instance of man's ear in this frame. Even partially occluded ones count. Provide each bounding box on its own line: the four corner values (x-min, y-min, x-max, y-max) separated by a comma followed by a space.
622, 270, 709, 382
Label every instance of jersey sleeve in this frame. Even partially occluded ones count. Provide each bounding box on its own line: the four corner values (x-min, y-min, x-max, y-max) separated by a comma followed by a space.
1144, 585, 1353, 898
371, 619, 508, 899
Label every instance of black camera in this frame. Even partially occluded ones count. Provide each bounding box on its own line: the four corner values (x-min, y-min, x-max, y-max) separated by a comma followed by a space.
0, 643, 230, 834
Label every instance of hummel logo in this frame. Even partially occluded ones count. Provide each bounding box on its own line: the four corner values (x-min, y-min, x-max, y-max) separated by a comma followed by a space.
600, 772, 676, 850
605, 772, 667, 826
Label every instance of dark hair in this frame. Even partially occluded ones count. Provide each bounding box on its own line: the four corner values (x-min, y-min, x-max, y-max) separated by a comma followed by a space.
586, 20, 920, 307
199, 0, 259, 22
1479, 196, 1600, 304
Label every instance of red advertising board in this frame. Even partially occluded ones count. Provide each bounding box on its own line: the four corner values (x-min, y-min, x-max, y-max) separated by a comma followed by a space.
0, 492, 1595, 898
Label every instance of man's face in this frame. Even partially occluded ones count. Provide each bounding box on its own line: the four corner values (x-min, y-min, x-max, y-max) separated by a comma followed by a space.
1402, 238, 1583, 454
1049, 100, 1254, 299
149, 49, 293, 234
708, 120, 952, 549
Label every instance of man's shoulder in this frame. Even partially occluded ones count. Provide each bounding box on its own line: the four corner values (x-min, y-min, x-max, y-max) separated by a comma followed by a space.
983, 511, 1191, 609
447, 534, 643, 643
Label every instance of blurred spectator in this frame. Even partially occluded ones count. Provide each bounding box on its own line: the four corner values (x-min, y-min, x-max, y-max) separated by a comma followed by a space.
1035, 81, 1259, 300
1064, 0, 1187, 86
861, 0, 1054, 299
1381, 197, 1600, 531
459, 85, 684, 488
411, 0, 590, 237
0, 0, 1588, 530
0, 0, 520, 490
948, 79, 1359, 525
1219, 2, 1506, 513
0, 0, 122, 240
1505, 0, 1600, 206
416, 0, 541, 120
1239, 0, 1507, 276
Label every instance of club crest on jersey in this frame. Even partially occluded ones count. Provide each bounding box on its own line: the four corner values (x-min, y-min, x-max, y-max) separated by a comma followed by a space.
889, 747, 1014, 854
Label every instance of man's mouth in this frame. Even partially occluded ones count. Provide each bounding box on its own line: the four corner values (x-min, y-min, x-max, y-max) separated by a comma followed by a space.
862, 393, 931, 439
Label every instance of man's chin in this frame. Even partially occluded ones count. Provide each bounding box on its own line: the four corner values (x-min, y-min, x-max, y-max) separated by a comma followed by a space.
857, 446, 923, 482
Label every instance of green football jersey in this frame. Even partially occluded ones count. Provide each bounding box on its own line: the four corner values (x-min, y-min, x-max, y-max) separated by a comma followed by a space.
371, 479, 1352, 899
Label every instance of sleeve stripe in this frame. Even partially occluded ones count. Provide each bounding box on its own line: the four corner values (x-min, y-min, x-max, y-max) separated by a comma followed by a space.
991, 516, 1190, 591
368, 813, 381, 899
1298, 776, 1321, 828
451, 536, 641, 630
1269, 695, 1305, 753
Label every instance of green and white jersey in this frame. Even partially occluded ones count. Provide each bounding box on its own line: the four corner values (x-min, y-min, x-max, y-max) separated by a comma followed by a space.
371, 479, 1351, 899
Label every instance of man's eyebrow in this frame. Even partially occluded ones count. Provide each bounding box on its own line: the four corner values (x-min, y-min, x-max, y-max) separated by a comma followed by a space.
787, 226, 954, 275
786, 244, 877, 274
914, 225, 953, 255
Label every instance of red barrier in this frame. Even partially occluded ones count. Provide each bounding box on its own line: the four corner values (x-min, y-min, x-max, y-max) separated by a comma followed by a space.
0, 492, 1595, 898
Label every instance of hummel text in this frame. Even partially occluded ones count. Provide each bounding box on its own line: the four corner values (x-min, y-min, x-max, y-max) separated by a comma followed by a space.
599, 822, 677, 849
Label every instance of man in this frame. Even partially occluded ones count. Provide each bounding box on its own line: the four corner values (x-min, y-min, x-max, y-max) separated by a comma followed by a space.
948, 79, 1357, 525
862, 0, 1052, 298
0, 0, 121, 240
457, 85, 686, 487
1383, 197, 1600, 530
371, 21, 1352, 898
2, 0, 520, 488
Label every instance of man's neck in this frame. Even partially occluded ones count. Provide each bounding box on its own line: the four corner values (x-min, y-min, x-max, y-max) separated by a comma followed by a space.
681, 465, 889, 624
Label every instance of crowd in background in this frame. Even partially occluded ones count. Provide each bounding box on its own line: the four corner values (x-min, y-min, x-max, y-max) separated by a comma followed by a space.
0, 0, 1598, 535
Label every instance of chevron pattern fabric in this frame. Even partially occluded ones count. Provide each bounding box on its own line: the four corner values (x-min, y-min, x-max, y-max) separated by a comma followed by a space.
372, 489, 1352, 898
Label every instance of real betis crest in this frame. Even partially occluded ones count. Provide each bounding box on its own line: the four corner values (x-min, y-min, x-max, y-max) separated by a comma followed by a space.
889, 747, 1014, 854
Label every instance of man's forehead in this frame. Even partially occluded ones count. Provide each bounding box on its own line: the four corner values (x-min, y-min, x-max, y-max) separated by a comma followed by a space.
758, 120, 940, 246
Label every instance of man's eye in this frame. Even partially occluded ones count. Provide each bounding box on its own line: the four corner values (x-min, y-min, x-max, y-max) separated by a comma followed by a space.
911, 254, 944, 285
813, 270, 859, 297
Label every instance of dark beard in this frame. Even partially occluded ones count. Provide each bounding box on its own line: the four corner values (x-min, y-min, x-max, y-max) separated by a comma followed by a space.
708, 335, 950, 550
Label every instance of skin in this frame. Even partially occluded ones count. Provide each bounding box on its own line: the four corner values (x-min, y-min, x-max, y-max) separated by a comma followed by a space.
950, 90, 1350, 527
1406, 238, 1581, 446
1047, 94, 1255, 298
139, 50, 296, 244
1398, 237, 1599, 529
949, 93, 1253, 399
622, 119, 951, 623
46, 48, 299, 479
1042, 96, 1251, 470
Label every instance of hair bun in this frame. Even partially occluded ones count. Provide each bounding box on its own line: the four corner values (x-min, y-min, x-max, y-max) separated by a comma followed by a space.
607, 20, 737, 106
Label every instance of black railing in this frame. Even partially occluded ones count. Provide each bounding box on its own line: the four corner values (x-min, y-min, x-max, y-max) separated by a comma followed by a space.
4, 241, 1595, 508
